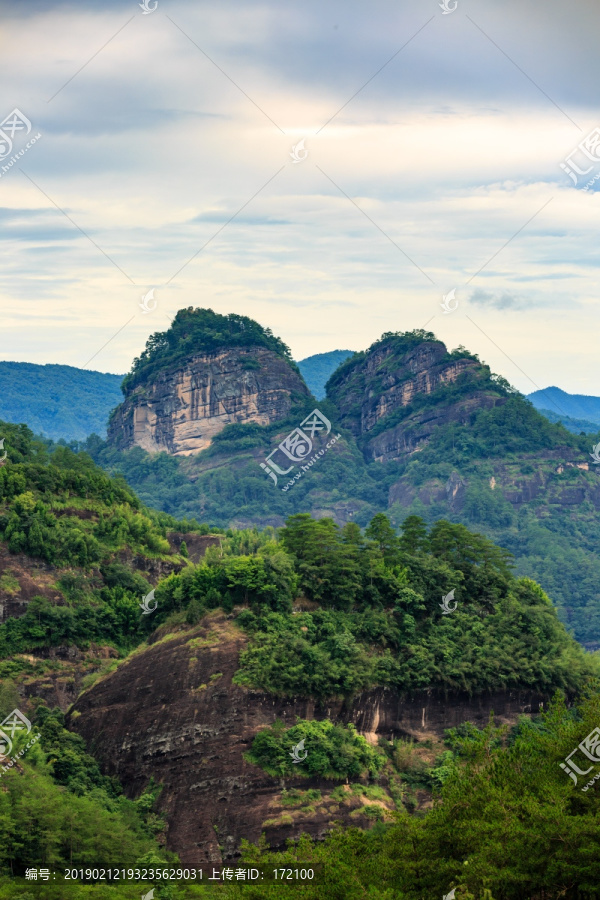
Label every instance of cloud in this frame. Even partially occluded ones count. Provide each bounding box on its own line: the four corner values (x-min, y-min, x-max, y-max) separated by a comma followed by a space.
0, 0, 599, 396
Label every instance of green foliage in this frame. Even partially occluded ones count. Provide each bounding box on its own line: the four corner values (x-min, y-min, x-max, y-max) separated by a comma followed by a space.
0, 706, 168, 875
233, 514, 596, 699
121, 307, 298, 395
246, 718, 385, 780
0, 362, 123, 442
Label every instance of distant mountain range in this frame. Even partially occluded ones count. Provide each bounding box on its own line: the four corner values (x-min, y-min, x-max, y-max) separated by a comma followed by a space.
527, 386, 600, 432
0, 362, 124, 442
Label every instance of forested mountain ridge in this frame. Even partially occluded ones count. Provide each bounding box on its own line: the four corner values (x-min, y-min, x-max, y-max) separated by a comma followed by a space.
0, 361, 123, 441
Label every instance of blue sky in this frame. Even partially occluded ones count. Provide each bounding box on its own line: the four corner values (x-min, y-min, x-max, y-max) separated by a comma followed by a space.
1, 0, 599, 393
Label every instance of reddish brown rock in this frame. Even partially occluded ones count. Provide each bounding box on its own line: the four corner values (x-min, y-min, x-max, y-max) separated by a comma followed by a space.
68, 612, 549, 866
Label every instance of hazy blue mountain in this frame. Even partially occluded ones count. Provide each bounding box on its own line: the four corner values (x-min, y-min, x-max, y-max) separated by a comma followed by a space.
535, 408, 600, 434
297, 349, 355, 399
528, 386, 600, 424
0, 362, 123, 441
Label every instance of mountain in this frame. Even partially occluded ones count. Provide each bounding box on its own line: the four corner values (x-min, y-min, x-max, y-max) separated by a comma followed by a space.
1, 383, 600, 895
109, 308, 310, 455
528, 385, 600, 424
66, 513, 592, 866
297, 349, 354, 399
81, 316, 600, 649
0, 361, 123, 441
534, 407, 600, 434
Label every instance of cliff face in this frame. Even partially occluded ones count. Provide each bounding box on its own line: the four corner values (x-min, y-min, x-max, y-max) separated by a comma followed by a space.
327, 339, 503, 462
68, 612, 547, 866
108, 348, 310, 456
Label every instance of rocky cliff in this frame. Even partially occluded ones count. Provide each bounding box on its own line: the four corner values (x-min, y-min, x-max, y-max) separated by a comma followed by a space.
68, 611, 548, 866
108, 347, 310, 456
327, 336, 504, 462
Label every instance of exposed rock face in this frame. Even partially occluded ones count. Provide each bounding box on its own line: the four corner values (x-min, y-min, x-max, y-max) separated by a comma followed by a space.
108, 348, 310, 456
328, 339, 503, 462
68, 612, 549, 866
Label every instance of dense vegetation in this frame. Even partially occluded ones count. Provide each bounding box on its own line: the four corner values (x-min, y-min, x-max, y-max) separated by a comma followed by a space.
0, 431, 599, 898
120, 307, 298, 395
246, 719, 384, 780
0, 421, 211, 655
532, 407, 600, 433
129, 512, 597, 699
0, 361, 122, 442
0, 701, 168, 876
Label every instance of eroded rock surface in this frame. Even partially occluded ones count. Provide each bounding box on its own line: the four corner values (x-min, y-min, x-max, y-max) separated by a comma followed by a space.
108, 348, 310, 456
68, 612, 548, 865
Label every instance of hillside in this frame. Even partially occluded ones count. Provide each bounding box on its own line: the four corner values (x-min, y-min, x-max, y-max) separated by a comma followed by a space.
0, 417, 599, 896
68, 512, 595, 865
297, 349, 354, 399
0, 361, 123, 441
533, 408, 600, 434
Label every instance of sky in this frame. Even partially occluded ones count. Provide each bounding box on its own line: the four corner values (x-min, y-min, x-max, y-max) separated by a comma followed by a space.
1, 0, 599, 394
